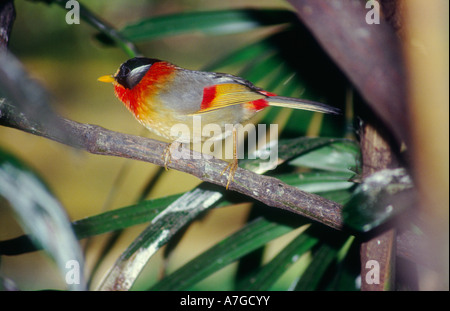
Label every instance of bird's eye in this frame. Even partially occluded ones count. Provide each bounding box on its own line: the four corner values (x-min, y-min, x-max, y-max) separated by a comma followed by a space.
115, 57, 160, 89
126, 65, 151, 89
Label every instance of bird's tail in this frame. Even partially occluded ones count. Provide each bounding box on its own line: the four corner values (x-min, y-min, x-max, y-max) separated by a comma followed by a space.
266, 96, 341, 115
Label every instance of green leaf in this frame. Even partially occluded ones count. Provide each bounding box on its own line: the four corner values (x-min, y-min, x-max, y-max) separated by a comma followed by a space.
240, 52, 283, 85
241, 136, 344, 174
343, 168, 414, 232
237, 225, 320, 291
277, 171, 355, 193
96, 185, 224, 291
289, 140, 360, 174
277, 170, 356, 206
293, 235, 348, 291
0, 193, 182, 255
73, 194, 181, 239
203, 38, 277, 72
150, 217, 294, 291
265, 61, 305, 97
0, 149, 85, 290
318, 190, 354, 206
327, 237, 360, 291
120, 9, 298, 42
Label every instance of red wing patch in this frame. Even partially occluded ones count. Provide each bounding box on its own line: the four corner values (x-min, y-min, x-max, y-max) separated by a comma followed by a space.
246, 98, 269, 111
200, 85, 217, 110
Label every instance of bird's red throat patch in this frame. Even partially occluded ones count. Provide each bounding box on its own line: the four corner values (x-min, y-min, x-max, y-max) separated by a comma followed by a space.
114, 62, 177, 119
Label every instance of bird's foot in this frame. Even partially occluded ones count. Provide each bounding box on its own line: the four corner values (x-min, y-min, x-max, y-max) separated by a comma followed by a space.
220, 158, 238, 190
162, 141, 181, 171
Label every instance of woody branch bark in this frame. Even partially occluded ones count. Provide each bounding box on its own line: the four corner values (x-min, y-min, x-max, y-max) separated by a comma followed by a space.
359, 123, 398, 290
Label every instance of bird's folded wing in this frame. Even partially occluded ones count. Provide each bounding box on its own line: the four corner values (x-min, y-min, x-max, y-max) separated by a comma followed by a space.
190, 83, 266, 115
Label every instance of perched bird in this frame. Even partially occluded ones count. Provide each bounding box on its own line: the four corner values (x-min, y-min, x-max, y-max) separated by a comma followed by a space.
98, 57, 340, 189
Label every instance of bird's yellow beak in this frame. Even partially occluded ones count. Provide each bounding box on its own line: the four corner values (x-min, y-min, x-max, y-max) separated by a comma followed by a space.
98, 75, 115, 83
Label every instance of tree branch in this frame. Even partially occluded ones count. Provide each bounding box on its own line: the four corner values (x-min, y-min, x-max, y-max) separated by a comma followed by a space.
0, 100, 344, 230
359, 123, 398, 290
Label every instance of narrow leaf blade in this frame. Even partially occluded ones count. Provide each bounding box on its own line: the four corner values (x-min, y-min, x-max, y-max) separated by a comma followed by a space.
120, 9, 298, 42
0, 149, 85, 290
237, 226, 320, 291
97, 186, 224, 291
289, 140, 360, 174
150, 217, 294, 291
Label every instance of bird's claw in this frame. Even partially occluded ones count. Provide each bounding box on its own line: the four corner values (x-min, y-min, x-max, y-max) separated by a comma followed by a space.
220, 159, 238, 190
162, 142, 178, 171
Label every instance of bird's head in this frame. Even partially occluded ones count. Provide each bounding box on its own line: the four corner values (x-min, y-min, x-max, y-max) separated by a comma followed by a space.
98, 57, 162, 89
98, 57, 178, 117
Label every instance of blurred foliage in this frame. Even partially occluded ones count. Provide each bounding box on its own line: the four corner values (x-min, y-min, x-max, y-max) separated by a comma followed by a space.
0, 148, 85, 290
0, 0, 419, 291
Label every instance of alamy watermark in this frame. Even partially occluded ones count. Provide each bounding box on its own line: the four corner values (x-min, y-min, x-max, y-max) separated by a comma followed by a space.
365, 260, 380, 285
365, 0, 380, 25
65, 259, 81, 285
168, 116, 279, 172
65, 0, 80, 25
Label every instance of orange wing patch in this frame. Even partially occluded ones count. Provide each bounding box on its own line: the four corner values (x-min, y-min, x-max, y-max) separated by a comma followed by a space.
193, 83, 269, 115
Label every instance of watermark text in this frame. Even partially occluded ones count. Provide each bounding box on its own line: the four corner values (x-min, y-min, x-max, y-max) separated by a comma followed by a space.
169, 116, 278, 171
365, 0, 380, 25
65, 0, 80, 25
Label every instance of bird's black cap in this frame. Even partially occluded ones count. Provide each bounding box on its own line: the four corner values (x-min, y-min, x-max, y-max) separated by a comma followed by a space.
115, 57, 161, 89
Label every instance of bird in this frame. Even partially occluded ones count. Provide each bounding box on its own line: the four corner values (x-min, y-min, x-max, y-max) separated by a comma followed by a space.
98, 57, 340, 189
